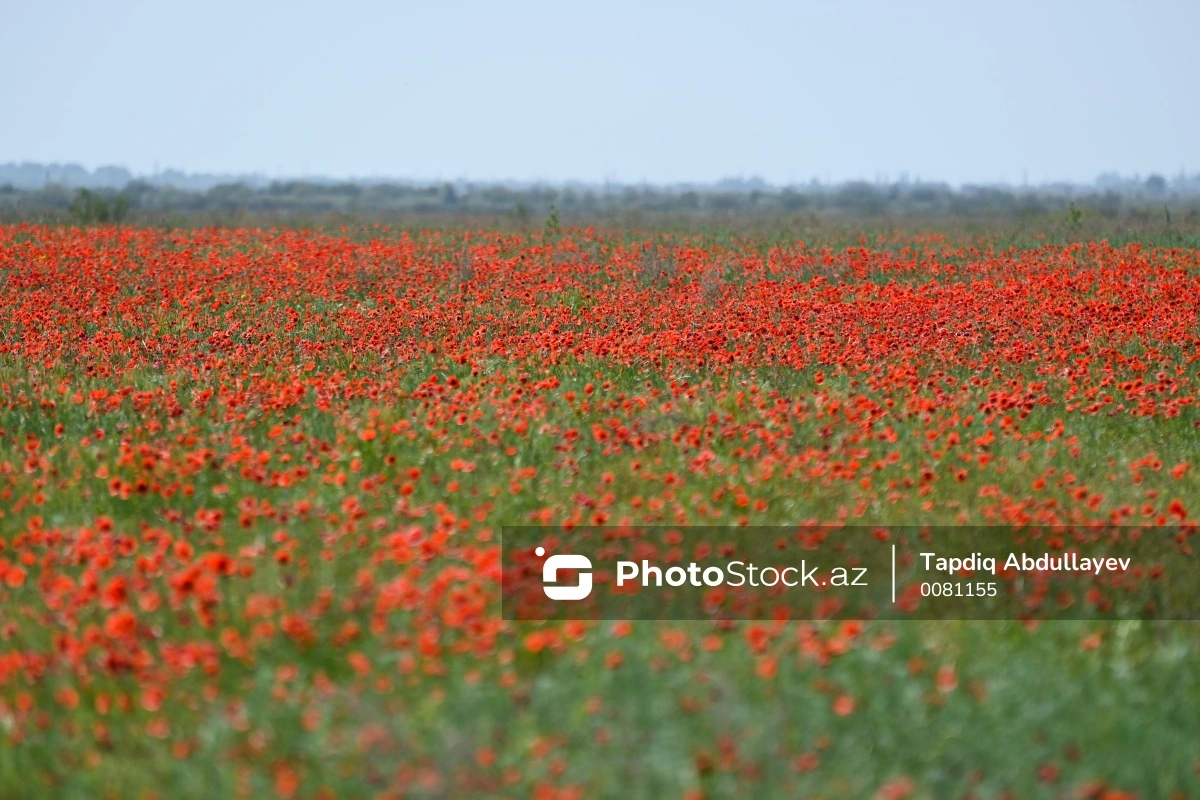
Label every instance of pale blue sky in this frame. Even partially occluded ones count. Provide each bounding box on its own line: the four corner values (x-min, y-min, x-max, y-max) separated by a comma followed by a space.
2, 0, 1196, 185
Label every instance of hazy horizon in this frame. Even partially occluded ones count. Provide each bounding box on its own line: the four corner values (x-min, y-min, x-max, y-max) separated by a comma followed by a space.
3, 0, 1197, 186
2, 160, 1195, 192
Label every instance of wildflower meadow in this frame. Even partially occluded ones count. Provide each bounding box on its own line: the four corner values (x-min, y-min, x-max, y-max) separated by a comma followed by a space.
1, 223, 1199, 798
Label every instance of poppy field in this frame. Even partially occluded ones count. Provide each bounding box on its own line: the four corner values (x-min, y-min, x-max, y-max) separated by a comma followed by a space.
1, 223, 1200, 798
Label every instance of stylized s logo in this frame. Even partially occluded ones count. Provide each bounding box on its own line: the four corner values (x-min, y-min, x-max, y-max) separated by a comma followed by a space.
541, 552, 593, 601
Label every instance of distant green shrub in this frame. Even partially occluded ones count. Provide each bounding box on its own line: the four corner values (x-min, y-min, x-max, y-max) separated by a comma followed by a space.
68, 189, 130, 225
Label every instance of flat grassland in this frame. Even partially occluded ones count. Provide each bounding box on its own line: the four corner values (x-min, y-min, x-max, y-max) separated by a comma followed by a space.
1, 224, 1198, 798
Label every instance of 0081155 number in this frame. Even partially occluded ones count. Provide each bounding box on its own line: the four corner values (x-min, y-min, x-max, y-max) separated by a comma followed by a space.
920, 582, 998, 598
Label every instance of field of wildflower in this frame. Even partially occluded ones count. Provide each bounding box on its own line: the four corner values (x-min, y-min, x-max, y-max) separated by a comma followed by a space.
1, 223, 1199, 799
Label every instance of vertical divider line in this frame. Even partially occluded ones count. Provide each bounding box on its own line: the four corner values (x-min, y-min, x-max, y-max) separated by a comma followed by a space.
891, 544, 896, 604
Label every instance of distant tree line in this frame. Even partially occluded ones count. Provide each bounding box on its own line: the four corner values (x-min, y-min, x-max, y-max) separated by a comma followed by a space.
2, 176, 1199, 227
